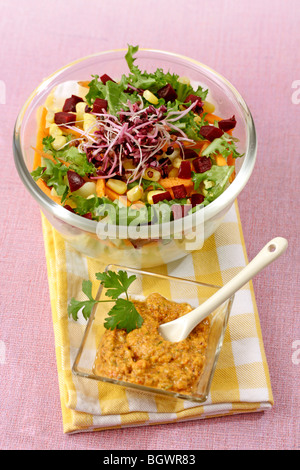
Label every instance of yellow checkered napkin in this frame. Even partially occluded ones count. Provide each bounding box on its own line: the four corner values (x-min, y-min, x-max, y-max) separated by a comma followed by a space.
42, 201, 273, 434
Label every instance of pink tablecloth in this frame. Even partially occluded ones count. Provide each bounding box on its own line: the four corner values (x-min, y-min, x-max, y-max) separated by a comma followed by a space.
0, 0, 299, 450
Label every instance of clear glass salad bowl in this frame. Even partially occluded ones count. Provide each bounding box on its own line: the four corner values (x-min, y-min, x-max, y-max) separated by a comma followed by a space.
13, 48, 257, 268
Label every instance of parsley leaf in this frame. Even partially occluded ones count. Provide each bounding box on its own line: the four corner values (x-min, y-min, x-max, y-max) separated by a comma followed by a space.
68, 280, 98, 321
104, 298, 144, 331
67, 270, 143, 333
96, 270, 137, 300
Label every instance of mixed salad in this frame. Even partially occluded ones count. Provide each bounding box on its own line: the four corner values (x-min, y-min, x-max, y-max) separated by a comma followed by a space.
31, 45, 242, 225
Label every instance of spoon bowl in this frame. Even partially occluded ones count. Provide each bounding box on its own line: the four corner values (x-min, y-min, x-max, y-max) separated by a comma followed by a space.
158, 237, 288, 342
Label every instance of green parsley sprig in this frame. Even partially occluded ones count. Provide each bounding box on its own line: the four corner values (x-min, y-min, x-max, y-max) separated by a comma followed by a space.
67, 270, 144, 333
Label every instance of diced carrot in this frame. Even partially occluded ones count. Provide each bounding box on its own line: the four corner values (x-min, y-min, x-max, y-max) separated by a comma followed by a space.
227, 153, 236, 182
215, 153, 227, 166
33, 107, 49, 170
162, 142, 170, 152
105, 186, 131, 206
78, 80, 90, 88
203, 113, 233, 135
96, 179, 106, 198
184, 140, 210, 152
227, 153, 235, 167
158, 177, 194, 196
204, 113, 222, 124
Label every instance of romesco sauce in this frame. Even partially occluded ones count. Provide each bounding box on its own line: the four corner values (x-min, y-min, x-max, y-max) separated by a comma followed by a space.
93, 293, 210, 394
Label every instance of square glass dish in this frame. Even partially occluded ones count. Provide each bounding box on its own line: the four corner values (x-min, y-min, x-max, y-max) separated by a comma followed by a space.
72, 264, 234, 403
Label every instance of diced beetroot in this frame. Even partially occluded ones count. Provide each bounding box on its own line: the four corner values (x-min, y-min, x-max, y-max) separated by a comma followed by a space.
157, 83, 178, 102
171, 204, 192, 220
83, 212, 92, 219
54, 112, 76, 126
67, 170, 85, 192
178, 160, 192, 179
92, 98, 108, 113
182, 148, 199, 160
64, 205, 75, 213
184, 94, 203, 112
199, 125, 224, 142
100, 74, 115, 85
172, 184, 187, 199
193, 156, 212, 173
218, 115, 237, 132
62, 95, 84, 113
191, 193, 205, 207
152, 191, 172, 204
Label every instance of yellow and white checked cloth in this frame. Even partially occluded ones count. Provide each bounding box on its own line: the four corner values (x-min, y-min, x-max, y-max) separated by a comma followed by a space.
41, 200, 273, 434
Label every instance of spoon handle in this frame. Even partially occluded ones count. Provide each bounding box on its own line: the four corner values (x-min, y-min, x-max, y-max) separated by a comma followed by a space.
174, 237, 287, 335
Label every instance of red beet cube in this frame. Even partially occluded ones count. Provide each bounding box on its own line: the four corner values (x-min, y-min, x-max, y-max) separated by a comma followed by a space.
199, 125, 224, 142
92, 98, 108, 113
191, 193, 204, 207
178, 160, 192, 179
100, 74, 115, 85
62, 95, 84, 113
54, 112, 76, 126
152, 191, 172, 204
184, 94, 203, 112
83, 212, 92, 219
218, 115, 237, 132
193, 156, 212, 174
171, 203, 192, 220
182, 148, 199, 160
67, 170, 85, 192
157, 83, 177, 102
64, 205, 75, 213
172, 184, 187, 199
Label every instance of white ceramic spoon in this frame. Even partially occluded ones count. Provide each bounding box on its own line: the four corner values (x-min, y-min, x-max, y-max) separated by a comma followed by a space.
158, 237, 288, 343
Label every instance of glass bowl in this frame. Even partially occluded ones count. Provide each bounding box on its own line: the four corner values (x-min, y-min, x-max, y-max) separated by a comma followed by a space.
72, 264, 235, 403
13, 48, 257, 268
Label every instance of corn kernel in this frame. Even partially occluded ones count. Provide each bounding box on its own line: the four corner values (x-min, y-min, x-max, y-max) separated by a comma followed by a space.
83, 113, 97, 133
173, 157, 183, 169
143, 90, 159, 105
106, 178, 127, 195
147, 190, 166, 205
203, 101, 215, 114
49, 123, 63, 137
168, 167, 179, 178
127, 185, 144, 203
74, 182, 97, 198
203, 179, 215, 189
178, 76, 190, 85
45, 110, 55, 128
76, 101, 87, 123
52, 135, 67, 150
143, 167, 161, 182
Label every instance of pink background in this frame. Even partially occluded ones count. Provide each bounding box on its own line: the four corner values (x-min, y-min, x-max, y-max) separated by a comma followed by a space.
0, 0, 299, 450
